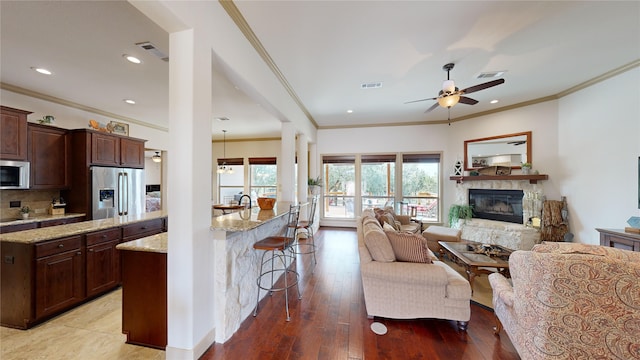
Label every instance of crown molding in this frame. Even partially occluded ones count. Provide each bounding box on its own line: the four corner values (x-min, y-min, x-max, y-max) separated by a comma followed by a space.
220, 0, 318, 129
0, 82, 168, 132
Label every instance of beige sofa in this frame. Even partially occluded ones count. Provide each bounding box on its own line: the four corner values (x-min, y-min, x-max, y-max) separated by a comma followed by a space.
489, 242, 640, 359
357, 209, 471, 330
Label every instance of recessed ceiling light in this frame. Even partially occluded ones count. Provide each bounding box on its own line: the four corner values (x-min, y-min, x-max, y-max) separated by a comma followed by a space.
490, 99, 499, 104
31, 67, 52, 75
123, 54, 142, 64
124, 99, 136, 105
347, 110, 353, 114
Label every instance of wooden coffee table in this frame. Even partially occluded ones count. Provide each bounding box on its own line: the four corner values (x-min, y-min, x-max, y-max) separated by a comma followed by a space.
438, 241, 512, 293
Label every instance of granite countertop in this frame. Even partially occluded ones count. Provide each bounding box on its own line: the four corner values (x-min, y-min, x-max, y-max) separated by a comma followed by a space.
210, 201, 299, 232
0, 213, 86, 227
117, 232, 167, 254
0, 210, 168, 244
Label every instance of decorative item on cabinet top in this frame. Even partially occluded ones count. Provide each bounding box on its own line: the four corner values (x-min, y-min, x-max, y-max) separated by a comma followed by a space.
88, 119, 129, 136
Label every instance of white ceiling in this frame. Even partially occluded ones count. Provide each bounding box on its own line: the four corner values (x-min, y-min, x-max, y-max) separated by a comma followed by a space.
1, 1, 639, 141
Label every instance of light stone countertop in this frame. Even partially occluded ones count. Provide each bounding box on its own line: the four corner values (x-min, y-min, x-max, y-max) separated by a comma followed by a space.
117, 232, 167, 254
0, 213, 86, 227
210, 201, 302, 232
0, 210, 168, 244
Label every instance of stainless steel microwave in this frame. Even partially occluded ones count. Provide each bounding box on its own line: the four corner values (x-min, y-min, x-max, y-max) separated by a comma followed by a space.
0, 160, 30, 189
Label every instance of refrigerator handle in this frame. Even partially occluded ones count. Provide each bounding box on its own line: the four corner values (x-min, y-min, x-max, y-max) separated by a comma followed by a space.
117, 172, 123, 215
124, 172, 129, 215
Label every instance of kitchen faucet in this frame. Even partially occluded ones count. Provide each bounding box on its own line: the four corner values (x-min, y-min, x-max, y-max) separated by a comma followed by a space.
238, 194, 252, 209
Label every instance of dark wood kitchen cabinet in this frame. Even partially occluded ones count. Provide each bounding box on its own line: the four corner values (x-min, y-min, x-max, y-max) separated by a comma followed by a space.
90, 132, 145, 168
28, 123, 69, 189
35, 235, 85, 319
0, 106, 31, 161
121, 218, 165, 242
86, 228, 122, 297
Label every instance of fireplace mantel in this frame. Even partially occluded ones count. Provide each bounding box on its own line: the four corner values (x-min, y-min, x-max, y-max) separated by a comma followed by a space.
449, 174, 548, 184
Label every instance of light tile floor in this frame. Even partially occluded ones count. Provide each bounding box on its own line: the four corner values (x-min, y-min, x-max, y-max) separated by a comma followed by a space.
1, 288, 164, 360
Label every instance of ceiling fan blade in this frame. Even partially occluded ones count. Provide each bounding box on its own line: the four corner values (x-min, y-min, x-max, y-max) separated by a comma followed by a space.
424, 102, 440, 113
404, 97, 437, 104
459, 96, 479, 105
460, 78, 505, 95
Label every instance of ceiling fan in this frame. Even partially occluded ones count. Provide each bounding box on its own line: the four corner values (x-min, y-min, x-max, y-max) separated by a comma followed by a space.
405, 63, 505, 113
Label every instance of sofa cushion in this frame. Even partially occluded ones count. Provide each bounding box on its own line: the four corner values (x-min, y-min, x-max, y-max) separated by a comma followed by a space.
384, 229, 433, 263
364, 223, 396, 262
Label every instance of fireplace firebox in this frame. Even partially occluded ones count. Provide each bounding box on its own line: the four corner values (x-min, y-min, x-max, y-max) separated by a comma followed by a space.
469, 189, 524, 224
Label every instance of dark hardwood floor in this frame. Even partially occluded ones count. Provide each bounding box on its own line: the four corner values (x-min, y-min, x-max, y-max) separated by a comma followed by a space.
200, 227, 520, 360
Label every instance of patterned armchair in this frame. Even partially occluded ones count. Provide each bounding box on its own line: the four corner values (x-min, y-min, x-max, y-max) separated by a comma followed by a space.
489, 242, 640, 359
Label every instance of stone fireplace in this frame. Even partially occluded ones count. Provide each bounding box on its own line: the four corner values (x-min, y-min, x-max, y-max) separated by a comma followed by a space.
453, 179, 544, 250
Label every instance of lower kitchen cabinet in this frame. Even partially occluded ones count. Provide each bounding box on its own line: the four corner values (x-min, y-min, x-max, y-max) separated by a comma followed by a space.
86, 228, 121, 297
0, 218, 166, 329
35, 235, 84, 318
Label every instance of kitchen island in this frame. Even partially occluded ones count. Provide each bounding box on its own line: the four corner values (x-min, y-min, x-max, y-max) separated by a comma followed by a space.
117, 233, 167, 349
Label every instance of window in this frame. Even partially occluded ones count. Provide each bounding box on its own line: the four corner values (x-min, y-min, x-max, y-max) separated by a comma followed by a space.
361, 154, 395, 210
249, 157, 277, 203
218, 158, 244, 205
401, 154, 440, 222
322, 155, 355, 219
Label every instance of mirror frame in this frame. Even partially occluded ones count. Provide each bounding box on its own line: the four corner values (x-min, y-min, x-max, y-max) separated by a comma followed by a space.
464, 131, 532, 171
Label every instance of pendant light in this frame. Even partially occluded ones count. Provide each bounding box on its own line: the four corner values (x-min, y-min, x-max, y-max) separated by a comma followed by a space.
152, 151, 162, 163
217, 130, 234, 174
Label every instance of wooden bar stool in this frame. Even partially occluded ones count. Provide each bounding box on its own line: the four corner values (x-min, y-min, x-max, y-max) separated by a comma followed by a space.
253, 204, 301, 321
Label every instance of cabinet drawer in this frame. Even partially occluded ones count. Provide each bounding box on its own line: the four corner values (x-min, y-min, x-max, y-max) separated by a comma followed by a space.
39, 219, 67, 228
35, 235, 82, 258
86, 228, 121, 247
122, 219, 163, 238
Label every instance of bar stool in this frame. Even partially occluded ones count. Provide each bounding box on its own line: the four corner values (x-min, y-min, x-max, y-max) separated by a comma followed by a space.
253, 204, 301, 321
290, 196, 318, 267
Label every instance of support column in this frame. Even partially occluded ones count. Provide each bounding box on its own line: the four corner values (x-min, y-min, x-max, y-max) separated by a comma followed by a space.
279, 123, 296, 203
166, 28, 215, 359
297, 134, 309, 202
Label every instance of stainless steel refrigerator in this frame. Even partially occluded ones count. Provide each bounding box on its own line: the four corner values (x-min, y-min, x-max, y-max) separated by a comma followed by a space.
91, 166, 145, 219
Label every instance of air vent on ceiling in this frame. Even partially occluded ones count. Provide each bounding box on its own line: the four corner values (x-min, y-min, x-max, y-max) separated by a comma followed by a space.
360, 82, 383, 89
136, 41, 169, 62
476, 71, 505, 79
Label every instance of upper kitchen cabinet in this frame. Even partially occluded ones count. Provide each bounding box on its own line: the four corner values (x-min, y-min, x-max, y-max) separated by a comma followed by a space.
0, 106, 31, 161
28, 123, 69, 189
70, 129, 146, 169
91, 132, 145, 168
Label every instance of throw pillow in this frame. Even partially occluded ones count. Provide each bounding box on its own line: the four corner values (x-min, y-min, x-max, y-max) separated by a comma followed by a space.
384, 229, 433, 263
382, 222, 397, 233
382, 213, 400, 231
363, 227, 396, 262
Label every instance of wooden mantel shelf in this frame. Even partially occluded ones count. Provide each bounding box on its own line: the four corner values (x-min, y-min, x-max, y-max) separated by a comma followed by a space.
449, 174, 549, 184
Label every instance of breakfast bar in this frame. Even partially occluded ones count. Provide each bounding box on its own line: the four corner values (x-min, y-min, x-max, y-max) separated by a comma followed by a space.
210, 201, 297, 343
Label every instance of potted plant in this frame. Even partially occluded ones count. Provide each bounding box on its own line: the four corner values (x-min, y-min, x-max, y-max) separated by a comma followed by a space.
308, 176, 322, 195
20, 206, 31, 219
521, 162, 532, 175
448, 204, 473, 228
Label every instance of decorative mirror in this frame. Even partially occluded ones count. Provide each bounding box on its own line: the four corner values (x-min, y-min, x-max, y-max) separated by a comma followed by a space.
464, 131, 532, 171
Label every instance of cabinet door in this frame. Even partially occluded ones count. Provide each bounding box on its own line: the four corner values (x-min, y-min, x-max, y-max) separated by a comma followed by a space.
28, 124, 68, 189
0, 106, 30, 160
91, 133, 119, 166
35, 247, 84, 318
86, 239, 120, 297
120, 138, 144, 168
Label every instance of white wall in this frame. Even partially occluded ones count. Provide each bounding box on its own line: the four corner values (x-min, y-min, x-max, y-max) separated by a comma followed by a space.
557, 67, 640, 244
144, 157, 162, 185
1, 89, 169, 151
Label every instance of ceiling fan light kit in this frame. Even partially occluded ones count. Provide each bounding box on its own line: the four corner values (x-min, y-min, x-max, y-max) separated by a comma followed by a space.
405, 62, 505, 114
